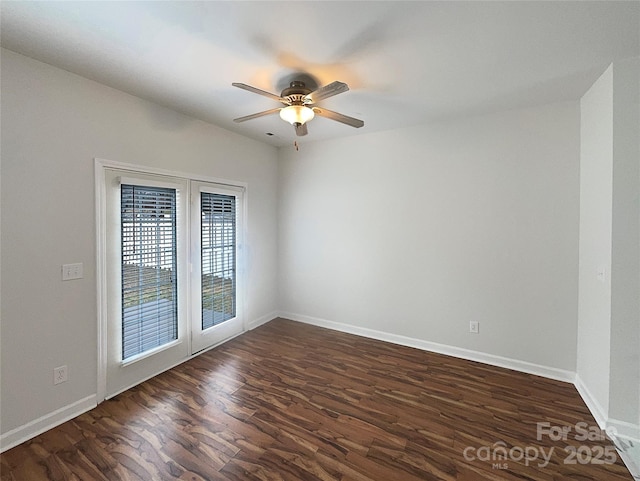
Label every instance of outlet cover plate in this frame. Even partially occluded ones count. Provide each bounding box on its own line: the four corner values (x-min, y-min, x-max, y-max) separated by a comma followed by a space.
54, 365, 68, 385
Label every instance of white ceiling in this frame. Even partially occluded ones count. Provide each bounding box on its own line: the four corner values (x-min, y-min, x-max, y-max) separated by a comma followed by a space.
1, 1, 638, 147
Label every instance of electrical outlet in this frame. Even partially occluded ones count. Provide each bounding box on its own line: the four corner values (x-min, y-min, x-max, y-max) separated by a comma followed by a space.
469, 321, 480, 334
54, 365, 68, 385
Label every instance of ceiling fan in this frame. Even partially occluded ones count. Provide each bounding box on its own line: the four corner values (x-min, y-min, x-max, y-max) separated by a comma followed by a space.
232, 80, 364, 136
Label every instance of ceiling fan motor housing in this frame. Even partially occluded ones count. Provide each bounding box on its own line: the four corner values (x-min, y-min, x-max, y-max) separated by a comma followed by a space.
281, 81, 312, 105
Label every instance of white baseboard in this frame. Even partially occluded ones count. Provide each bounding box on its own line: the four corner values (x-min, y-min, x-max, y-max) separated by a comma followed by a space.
573, 379, 640, 479
611, 434, 640, 480
279, 312, 575, 383
608, 418, 640, 441
574, 374, 608, 429
0, 394, 97, 453
248, 311, 278, 331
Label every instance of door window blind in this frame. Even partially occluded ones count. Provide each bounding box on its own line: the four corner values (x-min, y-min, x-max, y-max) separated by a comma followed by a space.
201, 192, 236, 329
121, 184, 178, 360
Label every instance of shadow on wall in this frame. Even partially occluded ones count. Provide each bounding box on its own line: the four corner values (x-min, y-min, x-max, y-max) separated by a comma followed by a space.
143, 102, 196, 131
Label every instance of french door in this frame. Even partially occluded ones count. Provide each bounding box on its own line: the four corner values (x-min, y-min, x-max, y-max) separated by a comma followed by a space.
102, 167, 244, 399
190, 182, 244, 353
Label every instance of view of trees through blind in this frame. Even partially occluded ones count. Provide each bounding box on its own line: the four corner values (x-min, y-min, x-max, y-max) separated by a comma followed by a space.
121, 184, 178, 360
201, 192, 236, 329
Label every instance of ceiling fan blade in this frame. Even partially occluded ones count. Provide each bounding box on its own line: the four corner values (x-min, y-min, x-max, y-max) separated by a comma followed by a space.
232, 83, 286, 103
305, 81, 349, 104
312, 107, 364, 128
295, 123, 308, 136
233, 108, 281, 123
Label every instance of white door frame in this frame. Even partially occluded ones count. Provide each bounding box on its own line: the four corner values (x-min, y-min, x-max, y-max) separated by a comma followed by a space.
94, 158, 248, 402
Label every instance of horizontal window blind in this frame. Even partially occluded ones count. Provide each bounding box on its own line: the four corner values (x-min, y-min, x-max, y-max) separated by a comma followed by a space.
121, 184, 178, 360
201, 192, 236, 329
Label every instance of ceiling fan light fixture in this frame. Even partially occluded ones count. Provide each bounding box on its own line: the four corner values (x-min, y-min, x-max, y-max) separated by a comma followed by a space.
232, 80, 363, 134
279, 105, 315, 125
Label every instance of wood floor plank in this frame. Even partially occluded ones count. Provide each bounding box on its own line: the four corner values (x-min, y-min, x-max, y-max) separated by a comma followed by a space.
1, 318, 633, 480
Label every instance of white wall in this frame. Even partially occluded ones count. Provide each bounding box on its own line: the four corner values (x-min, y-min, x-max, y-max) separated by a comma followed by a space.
577, 66, 614, 420
576, 58, 640, 439
0, 49, 279, 438
609, 57, 639, 430
278, 101, 580, 372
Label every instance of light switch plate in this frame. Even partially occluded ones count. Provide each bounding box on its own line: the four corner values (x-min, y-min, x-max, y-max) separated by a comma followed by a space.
62, 263, 83, 281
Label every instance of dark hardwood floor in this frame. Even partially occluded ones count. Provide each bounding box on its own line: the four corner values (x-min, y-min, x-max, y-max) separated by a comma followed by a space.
1, 318, 633, 480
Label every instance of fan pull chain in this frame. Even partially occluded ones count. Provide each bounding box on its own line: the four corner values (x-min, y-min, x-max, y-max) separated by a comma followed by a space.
294, 141, 299, 152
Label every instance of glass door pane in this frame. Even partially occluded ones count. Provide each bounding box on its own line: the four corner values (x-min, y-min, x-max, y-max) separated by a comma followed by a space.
191, 181, 244, 354
201, 192, 236, 329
